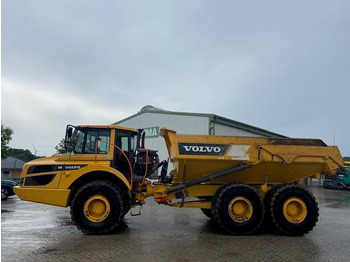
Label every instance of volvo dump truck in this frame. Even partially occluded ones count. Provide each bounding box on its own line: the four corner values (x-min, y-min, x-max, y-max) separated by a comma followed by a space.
14, 124, 344, 236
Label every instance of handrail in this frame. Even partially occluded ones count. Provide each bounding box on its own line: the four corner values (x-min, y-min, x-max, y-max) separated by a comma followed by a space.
138, 149, 149, 186
94, 140, 134, 190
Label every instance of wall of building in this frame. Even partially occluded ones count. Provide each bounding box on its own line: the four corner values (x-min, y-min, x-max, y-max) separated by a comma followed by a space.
119, 112, 210, 134
118, 112, 210, 167
2, 170, 21, 180
213, 123, 261, 137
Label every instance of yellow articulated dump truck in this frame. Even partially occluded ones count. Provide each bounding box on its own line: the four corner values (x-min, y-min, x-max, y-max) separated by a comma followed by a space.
14, 124, 344, 236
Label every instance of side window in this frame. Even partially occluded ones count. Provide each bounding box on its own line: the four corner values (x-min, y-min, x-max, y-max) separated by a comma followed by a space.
84, 130, 98, 153
74, 130, 85, 153
84, 129, 110, 154
117, 132, 129, 152
116, 132, 138, 152
97, 130, 111, 153
115, 131, 131, 174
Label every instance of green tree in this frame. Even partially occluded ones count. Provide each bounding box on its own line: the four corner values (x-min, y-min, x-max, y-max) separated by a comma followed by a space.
55, 138, 68, 154
344, 156, 350, 161
8, 148, 39, 161
1, 124, 14, 159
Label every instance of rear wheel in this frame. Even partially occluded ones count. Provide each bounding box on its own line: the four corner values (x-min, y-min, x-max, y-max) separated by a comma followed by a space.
270, 185, 319, 236
211, 183, 232, 223
263, 184, 283, 230
212, 184, 264, 235
70, 180, 126, 234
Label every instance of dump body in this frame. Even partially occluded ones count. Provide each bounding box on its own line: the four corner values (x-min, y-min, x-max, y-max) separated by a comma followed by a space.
161, 128, 344, 185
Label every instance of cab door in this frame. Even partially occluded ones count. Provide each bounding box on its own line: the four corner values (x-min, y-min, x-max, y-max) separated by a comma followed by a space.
113, 130, 137, 179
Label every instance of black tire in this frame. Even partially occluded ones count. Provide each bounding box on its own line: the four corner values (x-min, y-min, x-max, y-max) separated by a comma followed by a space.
263, 184, 283, 230
123, 204, 131, 217
212, 184, 264, 235
70, 180, 126, 234
122, 191, 131, 217
1, 188, 9, 200
201, 208, 213, 219
270, 185, 319, 236
211, 183, 233, 223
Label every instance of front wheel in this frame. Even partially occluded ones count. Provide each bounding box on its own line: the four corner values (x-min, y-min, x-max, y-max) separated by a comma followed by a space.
270, 185, 319, 236
70, 180, 126, 234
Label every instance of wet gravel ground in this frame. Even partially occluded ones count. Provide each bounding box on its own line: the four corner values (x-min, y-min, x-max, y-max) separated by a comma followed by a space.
2, 186, 350, 262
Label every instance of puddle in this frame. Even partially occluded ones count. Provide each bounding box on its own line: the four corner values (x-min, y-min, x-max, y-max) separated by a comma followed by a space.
1, 209, 14, 213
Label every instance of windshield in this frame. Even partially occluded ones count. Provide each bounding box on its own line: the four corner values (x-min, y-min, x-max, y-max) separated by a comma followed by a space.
67, 127, 111, 154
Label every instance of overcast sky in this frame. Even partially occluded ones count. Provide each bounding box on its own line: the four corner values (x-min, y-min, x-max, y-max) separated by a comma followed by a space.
2, 0, 350, 157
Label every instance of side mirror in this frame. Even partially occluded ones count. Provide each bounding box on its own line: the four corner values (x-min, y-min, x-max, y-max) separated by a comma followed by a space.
64, 125, 76, 152
141, 131, 146, 148
67, 127, 73, 139
137, 129, 146, 148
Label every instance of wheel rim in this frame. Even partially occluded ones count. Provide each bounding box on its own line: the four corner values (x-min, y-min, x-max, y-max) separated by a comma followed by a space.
83, 194, 111, 223
228, 196, 253, 223
2, 189, 8, 199
283, 197, 307, 224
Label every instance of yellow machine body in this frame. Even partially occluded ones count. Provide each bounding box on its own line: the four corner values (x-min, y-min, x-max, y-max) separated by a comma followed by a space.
14, 125, 343, 210
161, 128, 343, 185
14, 125, 133, 207
13, 124, 345, 236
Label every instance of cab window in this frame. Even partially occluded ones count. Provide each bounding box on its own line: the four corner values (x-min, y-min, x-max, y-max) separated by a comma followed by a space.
115, 131, 137, 174
84, 129, 110, 154
73, 130, 85, 154
72, 129, 110, 154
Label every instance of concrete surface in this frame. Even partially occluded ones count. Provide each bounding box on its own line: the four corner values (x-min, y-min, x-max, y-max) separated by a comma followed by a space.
2, 187, 350, 262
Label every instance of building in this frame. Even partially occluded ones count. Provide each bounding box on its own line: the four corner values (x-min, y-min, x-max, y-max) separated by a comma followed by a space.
1, 156, 26, 181
114, 105, 286, 165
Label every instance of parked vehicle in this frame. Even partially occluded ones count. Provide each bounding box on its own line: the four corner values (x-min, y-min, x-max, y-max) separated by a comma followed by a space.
1, 180, 17, 200
14, 124, 344, 236
323, 161, 350, 189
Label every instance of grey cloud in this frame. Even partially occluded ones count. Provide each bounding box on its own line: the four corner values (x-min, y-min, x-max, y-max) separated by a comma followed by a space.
2, 0, 349, 156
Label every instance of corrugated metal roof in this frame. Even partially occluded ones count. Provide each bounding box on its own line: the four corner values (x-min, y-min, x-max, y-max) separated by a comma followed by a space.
209, 115, 286, 138
113, 105, 286, 138
1, 156, 27, 170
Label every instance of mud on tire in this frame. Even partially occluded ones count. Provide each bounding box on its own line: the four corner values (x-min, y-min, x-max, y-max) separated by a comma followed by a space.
70, 180, 125, 234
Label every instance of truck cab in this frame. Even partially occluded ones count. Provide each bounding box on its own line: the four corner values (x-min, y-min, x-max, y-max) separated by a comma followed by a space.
15, 124, 162, 207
